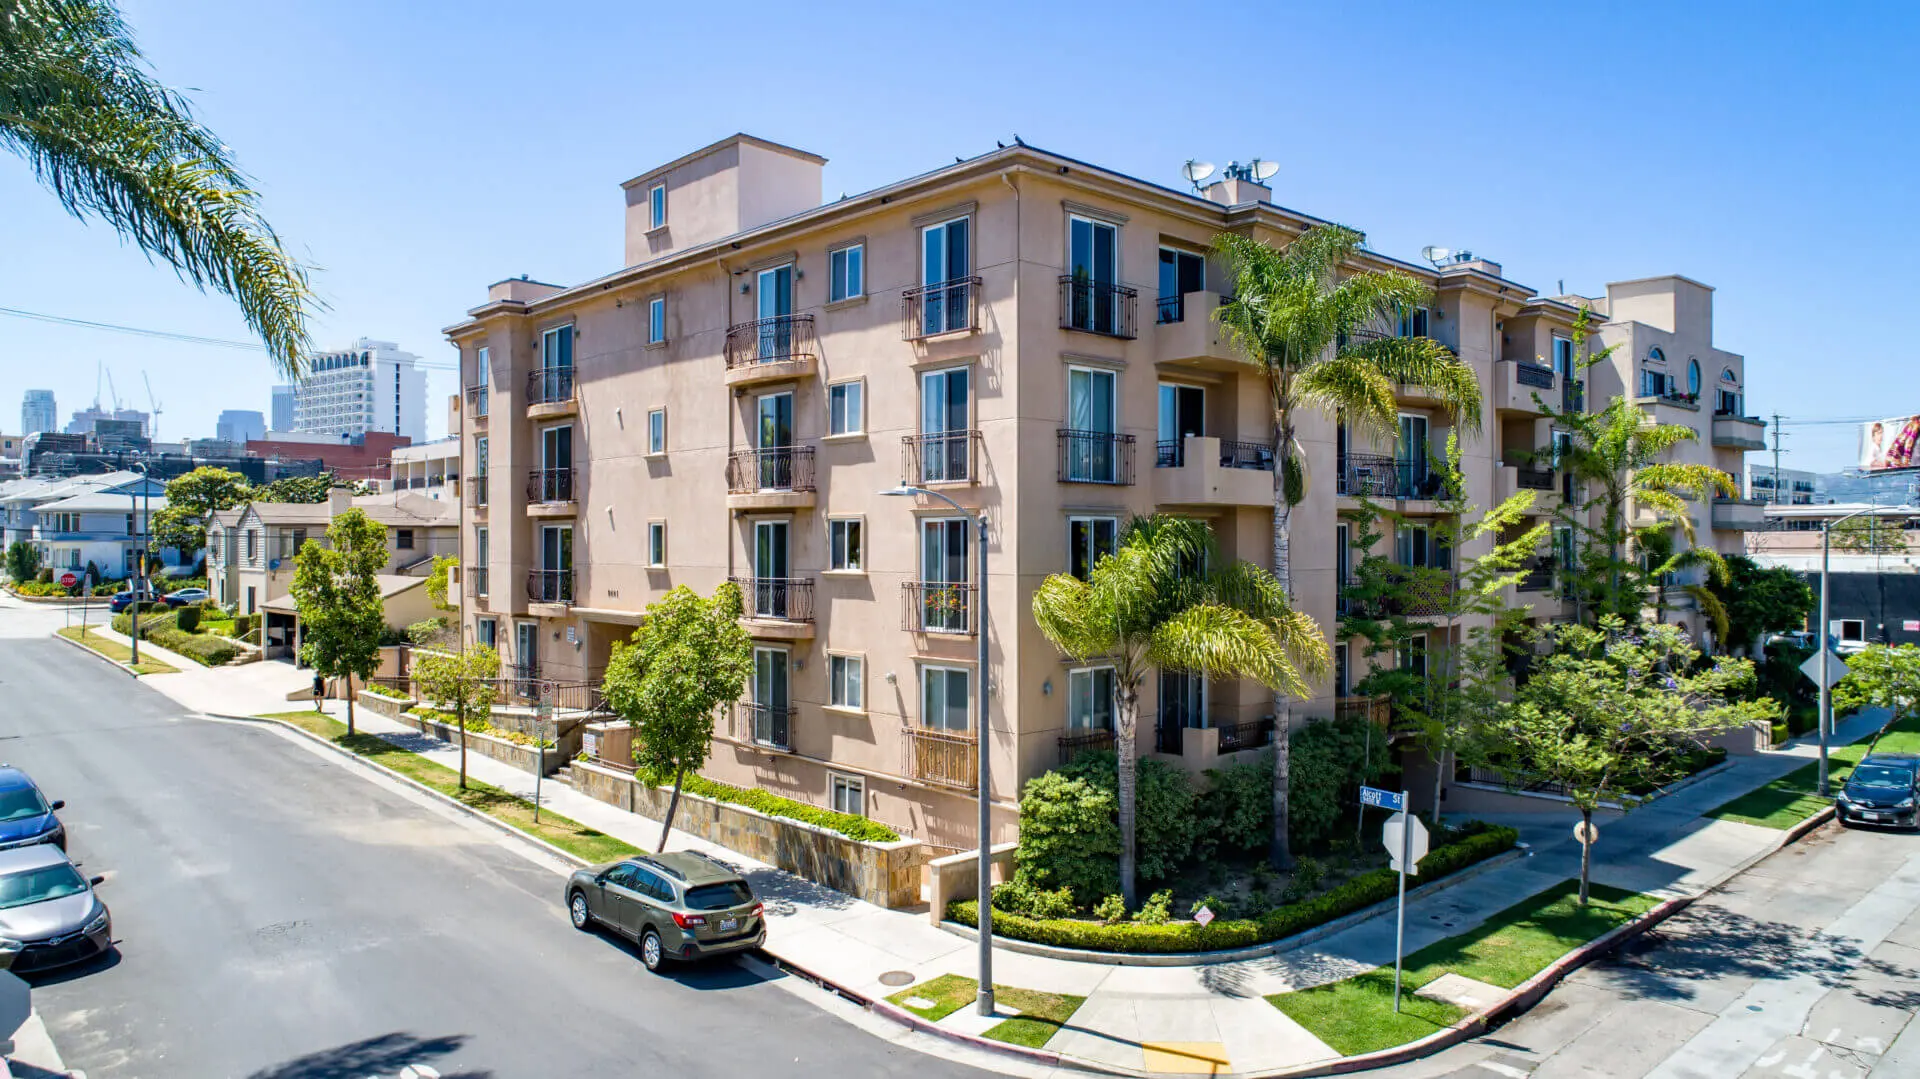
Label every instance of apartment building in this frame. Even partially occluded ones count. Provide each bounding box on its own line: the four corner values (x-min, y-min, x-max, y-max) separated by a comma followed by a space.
1747, 462, 1823, 505
291, 339, 427, 441
206, 488, 457, 616
447, 134, 1758, 847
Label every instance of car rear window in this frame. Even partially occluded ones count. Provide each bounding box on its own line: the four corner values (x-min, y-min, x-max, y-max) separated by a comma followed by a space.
684, 882, 753, 910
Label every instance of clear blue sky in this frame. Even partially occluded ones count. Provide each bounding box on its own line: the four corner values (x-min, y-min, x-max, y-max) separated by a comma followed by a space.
1, 0, 1911, 470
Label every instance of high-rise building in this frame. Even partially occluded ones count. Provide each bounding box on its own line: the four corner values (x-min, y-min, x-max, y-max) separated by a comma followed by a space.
215, 409, 266, 445
64, 406, 148, 437
270, 384, 295, 433
290, 339, 425, 441
20, 390, 56, 435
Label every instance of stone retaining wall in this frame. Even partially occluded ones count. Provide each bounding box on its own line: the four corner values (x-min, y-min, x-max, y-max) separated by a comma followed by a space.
355, 689, 414, 719
403, 712, 564, 776
569, 761, 924, 909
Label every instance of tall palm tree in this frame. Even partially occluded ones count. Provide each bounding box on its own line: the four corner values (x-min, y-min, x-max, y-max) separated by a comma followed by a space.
1031, 515, 1325, 905
2, 0, 316, 375
1213, 227, 1482, 866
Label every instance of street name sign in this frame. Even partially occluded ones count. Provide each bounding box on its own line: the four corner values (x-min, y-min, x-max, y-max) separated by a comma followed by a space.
1360, 786, 1405, 812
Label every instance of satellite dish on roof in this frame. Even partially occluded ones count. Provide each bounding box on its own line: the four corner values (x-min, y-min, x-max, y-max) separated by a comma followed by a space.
1421, 246, 1453, 268
1251, 159, 1279, 182
1182, 160, 1216, 187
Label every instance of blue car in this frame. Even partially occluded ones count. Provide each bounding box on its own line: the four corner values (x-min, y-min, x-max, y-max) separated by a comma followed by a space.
0, 767, 66, 852
107, 589, 163, 614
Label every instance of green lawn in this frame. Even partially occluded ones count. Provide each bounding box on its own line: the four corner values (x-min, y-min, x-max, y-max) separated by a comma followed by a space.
1707, 712, 1917, 829
57, 626, 179, 675
885, 974, 1086, 1049
256, 710, 642, 864
1269, 880, 1656, 1056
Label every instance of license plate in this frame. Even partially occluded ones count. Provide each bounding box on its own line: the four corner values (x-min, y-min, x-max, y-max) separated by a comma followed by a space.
720, 917, 739, 932
1869, 813, 1887, 822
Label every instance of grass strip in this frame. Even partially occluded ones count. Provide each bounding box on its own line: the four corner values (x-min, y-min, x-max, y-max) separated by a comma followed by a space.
1706, 712, 1918, 829
1269, 879, 1656, 1056
256, 710, 643, 864
56, 626, 179, 675
884, 973, 1086, 1049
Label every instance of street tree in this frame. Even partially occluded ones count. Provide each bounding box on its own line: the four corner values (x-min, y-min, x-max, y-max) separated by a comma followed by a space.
413, 645, 500, 789
1482, 618, 1774, 904
255, 472, 345, 504
290, 508, 387, 736
0, 0, 316, 375
5, 540, 40, 583
1636, 525, 1730, 645
600, 582, 754, 850
1031, 515, 1327, 904
1706, 554, 1814, 655
425, 554, 457, 612
1833, 644, 1920, 722
149, 466, 250, 560
1830, 515, 1910, 555
1214, 226, 1482, 866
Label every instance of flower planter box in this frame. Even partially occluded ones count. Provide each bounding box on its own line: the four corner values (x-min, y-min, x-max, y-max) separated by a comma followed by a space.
355, 688, 415, 719
403, 711, 564, 777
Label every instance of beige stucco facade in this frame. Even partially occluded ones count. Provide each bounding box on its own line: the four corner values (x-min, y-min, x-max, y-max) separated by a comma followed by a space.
447, 135, 1759, 848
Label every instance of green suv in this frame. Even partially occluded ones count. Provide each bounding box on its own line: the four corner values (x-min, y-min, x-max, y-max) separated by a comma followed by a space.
565, 851, 765, 971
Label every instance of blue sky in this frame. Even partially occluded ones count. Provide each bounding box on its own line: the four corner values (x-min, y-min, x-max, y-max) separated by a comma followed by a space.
1, 0, 1911, 471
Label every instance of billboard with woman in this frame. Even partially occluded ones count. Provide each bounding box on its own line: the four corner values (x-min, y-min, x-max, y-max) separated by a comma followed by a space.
1861, 415, 1920, 471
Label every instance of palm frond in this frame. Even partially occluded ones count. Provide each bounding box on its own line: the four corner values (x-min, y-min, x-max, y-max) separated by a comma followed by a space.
1342, 334, 1484, 435
1030, 572, 1113, 662
1293, 353, 1397, 439
1683, 584, 1731, 643
1146, 604, 1318, 700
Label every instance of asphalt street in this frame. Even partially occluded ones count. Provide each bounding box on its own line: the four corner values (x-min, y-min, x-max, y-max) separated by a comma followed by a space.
0, 623, 1003, 1079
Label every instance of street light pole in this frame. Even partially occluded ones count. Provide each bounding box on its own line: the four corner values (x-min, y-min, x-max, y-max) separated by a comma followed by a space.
1819, 504, 1886, 796
884, 484, 993, 1016
129, 462, 150, 666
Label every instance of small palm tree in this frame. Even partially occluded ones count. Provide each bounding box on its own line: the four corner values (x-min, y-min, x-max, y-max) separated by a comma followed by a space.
1213, 227, 1482, 866
1637, 525, 1731, 644
1031, 515, 1326, 905
2, 0, 316, 374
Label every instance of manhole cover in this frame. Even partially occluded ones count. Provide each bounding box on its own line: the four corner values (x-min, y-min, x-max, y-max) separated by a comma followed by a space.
878, 970, 915, 987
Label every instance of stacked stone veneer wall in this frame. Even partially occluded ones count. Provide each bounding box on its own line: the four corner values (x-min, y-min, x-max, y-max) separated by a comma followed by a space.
403, 711, 565, 777
569, 761, 924, 909
356, 689, 414, 719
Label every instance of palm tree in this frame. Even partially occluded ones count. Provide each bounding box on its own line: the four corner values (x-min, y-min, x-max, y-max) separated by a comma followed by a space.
1638, 525, 1731, 645
1213, 227, 1482, 866
1031, 515, 1326, 905
2, 0, 316, 375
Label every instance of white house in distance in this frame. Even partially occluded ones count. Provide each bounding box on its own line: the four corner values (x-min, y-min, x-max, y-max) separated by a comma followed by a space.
30, 483, 183, 579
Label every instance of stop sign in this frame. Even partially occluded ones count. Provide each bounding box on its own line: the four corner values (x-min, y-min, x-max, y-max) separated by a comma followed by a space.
58, 572, 77, 588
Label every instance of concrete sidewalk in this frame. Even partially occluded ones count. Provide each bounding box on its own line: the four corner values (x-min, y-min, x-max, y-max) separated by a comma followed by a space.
131, 653, 1891, 1076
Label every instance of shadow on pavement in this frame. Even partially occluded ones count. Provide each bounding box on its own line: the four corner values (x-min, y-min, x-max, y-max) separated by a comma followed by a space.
1598, 905, 1890, 1002
244, 1032, 485, 1079
18, 944, 122, 987
579, 923, 774, 991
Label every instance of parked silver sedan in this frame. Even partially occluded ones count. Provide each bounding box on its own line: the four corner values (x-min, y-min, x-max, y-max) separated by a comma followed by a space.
0, 845, 111, 973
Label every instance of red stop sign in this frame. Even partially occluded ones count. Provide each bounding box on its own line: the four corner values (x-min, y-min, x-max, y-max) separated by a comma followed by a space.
58, 572, 78, 588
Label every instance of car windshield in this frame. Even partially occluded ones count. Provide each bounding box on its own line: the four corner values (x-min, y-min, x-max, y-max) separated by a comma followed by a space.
0, 787, 49, 823
683, 882, 753, 911
1850, 765, 1914, 790
0, 863, 86, 909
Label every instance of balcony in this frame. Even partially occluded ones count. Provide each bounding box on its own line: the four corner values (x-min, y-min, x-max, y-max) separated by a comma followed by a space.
902, 581, 976, 635
1154, 291, 1241, 370
1152, 435, 1273, 508
901, 431, 981, 486
1638, 389, 1701, 424
467, 474, 489, 510
464, 385, 489, 424
1056, 728, 1116, 766
1058, 276, 1138, 339
1337, 454, 1451, 502
1153, 718, 1276, 764
1335, 695, 1392, 729
724, 446, 816, 511
901, 277, 982, 340
526, 367, 576, 417
904, 727, 976, 790
465, 566, 489, 598
737, 703, 792, 751
1494, 360, 1557, 415
1515, 557, 1554, 593
1712, 497, 1767, 531
1712, 412, 1768, 450
724, 314, 817, 388
526, 568, 574, 608
730, 576, 815, 640
1057, 430, 1136, 485
1495, 463, 1557, 504
525, 468, 575, 516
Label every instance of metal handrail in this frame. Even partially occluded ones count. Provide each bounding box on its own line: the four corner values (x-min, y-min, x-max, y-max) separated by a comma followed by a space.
465, 384, 489, 419
1512, 361, 1555, 389
901, 431, 981, 485
725, 446, 815, 494
901, 581, 976, 635
526, 568, 574, 605
1056, 728, 1116, 766
739, 702, 791, 750
904, 726, 977, 789
1056, 429, 1136, 485
526, 367, 574, 406
730, 576, 815, 622
526, 468, 574, 502
1058, 276, 1139, 339
901, 277, 981, 339
725, 314, 816, 369
1217, 717, 1276, 753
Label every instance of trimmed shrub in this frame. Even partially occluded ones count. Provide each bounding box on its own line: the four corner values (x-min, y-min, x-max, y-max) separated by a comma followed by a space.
1052, 750, 1202, 886
142, 624, 239, 666
1133, 889, 1173, 925
1010, 770, 1120, 906
1288, 717, 1391, 848
1201, 756, 1273, 854
406, 617, 448, 646
174, 606, 202, 633
232, 614, 253, 636
678, 774, 901, 844
1093, 894, 1127, 924
948, 826, 1518, 954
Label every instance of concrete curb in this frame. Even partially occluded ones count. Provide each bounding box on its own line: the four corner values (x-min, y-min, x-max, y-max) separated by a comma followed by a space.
935, 847, 1527, 967
50, 626, 143, 678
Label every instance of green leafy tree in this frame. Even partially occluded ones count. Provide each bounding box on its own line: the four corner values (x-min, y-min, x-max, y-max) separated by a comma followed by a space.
1707, 554, 1814, 655
5, 540, 40, 583
1830, 515, 1910, 554
425, 554, 457, 612
149, 466, 250, 558
1, 0, 316, 375
600, 582, 754, 850
1635, 525, 1730, 644
1833, 644, 1920, 722
255, 472, 341, 504
1480, 618, 1774, 903
1031, 514, 1326, 904
412, 645, 500, 789
290, 508, 387, 735
1213, 227, 1482, 866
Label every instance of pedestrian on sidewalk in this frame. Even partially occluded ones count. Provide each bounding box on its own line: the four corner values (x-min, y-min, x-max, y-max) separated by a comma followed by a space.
312, 672, 326, 712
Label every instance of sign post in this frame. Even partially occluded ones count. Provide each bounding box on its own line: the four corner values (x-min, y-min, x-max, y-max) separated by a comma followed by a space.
1802, 649, 1850, 797
1363, 787, 1429, 1014
534, 702, 552, 825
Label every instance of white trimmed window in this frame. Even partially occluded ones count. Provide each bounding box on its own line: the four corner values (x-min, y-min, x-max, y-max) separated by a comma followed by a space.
921, 665, 970, 731
649, 183, 666, 229
647, 522, 667, 567
828, 380, 864, 436
829, 654, 864, 710
648, 297, 666, 344
647, 408, 667, 454
829, 518, 863, 571
830, 244, 864, 302
1067, 666, 1115, 730
830, 773, 865, 817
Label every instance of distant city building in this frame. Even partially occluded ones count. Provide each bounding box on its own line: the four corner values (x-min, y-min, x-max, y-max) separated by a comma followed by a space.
245, 430, 411, 482
20, 390, 56, 435
216, 409, 266, 445
290, 339, 425, 441
270, 383, 295, 433
386, 436, 460, 496
64, 406, 149, 438
1746, 462, 1824, 505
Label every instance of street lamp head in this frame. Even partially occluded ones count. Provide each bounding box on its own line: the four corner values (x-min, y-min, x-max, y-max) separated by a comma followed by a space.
879, 486, 917, 498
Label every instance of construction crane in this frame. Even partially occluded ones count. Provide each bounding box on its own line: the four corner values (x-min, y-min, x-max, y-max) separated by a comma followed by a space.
143, 370, 163, 441
104, 367, 120, 411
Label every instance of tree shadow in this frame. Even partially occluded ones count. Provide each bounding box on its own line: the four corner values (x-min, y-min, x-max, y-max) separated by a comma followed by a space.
244, 1032, 487, 1079
1596, 906, 1876, 1002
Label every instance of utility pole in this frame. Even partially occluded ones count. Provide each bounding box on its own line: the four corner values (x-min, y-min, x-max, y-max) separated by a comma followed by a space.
1770, 412, 1785, 504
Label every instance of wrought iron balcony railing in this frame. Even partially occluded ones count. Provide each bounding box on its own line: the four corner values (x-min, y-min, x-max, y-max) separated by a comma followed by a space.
901, 431, 981, 485
1057, 429, 1136, 485
724, 314, 816, 369
526, 468, 574, 503
730, 576, 815, 623
901, 581, 976, 635
526, 366, 574, 406
1059, 275, 1138, 339
725, 446, 815, 494
739, 703, 791, 750
526, 568, 574, 605
901, 276, 981, 339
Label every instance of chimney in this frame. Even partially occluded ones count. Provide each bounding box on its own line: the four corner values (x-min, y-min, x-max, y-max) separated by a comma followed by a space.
1201, 177, 1272, 207
328, 486, 353, 516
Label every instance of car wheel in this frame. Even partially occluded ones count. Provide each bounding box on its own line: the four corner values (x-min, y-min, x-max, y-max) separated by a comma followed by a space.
640, 928, 665, 972
569, 891, 592, 930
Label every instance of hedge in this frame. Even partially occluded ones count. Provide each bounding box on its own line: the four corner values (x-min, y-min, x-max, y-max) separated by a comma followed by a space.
143, 625, 241, 666
360, 684, 412, 702
947, 826, 1518, 954
677, 774, 902, 844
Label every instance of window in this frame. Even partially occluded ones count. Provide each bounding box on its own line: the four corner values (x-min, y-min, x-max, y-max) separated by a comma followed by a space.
829, 654, 864, 710
1156, 248, 1206, 323
1067, 666, 1115, 730
1640, 368, 1669, 398
829, 518, 863, 571
921, 665, 970, 731
1687, 358, 1701, 397
126, 513, 135, 536
1068, 516, 1118, 580
1648, 346, 1666, 365
648, 522, 667, 567
475, 617, 496, 649
918, 366, 972, 482
1836, 619, 1866, 643
1397, 305, 1430, 338
830, 774, 865, 817
647, 408, 667, 454
1334, 643, 1349, 697
828, 381, 863, 435
918, 217, 971, 335
1065, 366, 1119, 482
474, 526, 489, 595
648, 183, 666, 229
245, 530, 256, 563
830, 244, 864, 302
541, 325, 573, 369
395, 529, 414, 551
1398, 633, 1428, 678
648, 297, 666, 344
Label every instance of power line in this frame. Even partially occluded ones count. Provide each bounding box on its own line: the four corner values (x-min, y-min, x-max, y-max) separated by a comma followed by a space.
0, 305, 458, 370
